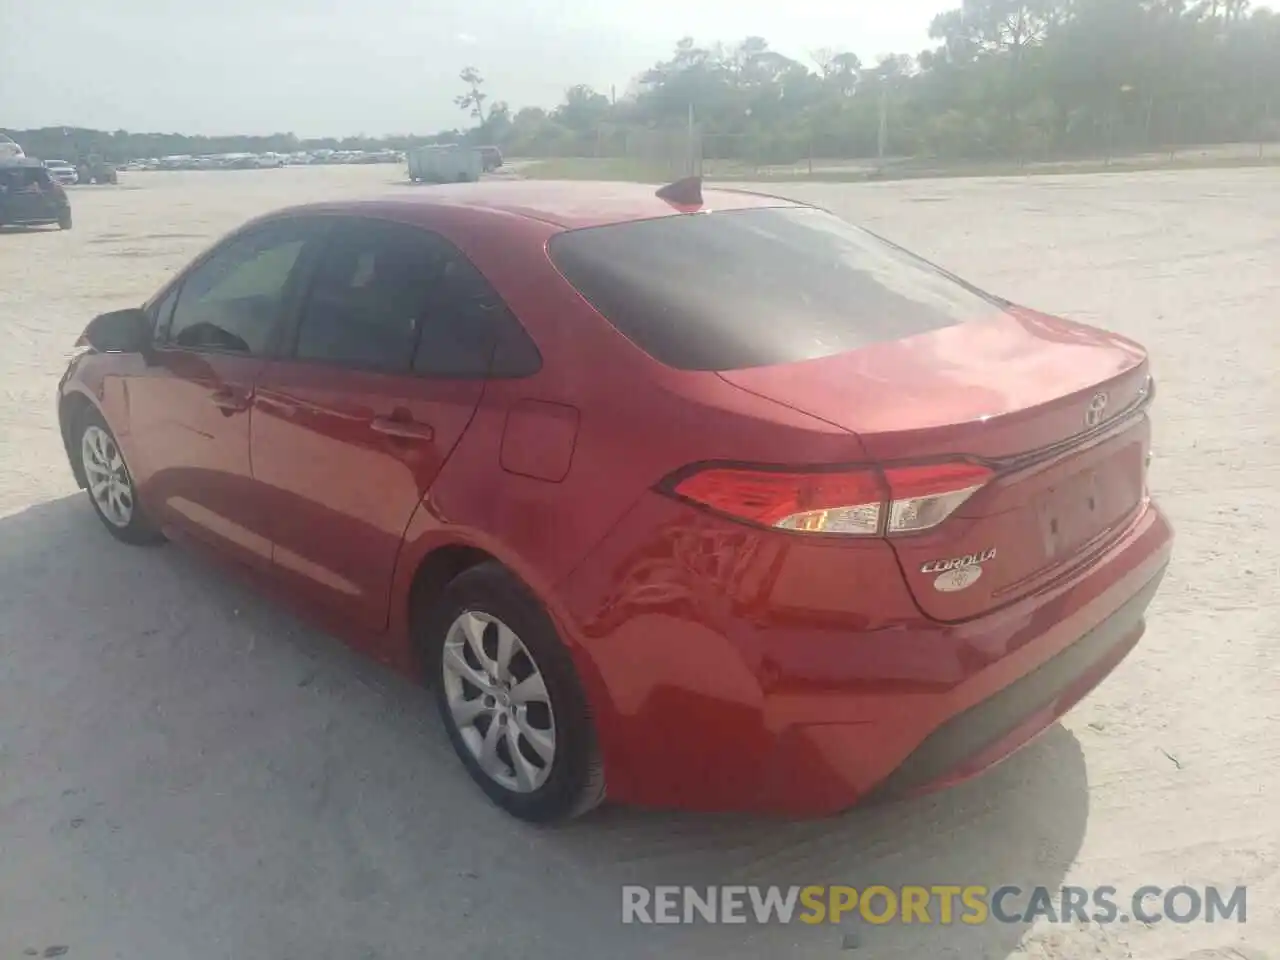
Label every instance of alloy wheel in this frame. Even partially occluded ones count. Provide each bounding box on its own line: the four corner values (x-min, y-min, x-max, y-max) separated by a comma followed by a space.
441, 610, 557, 793
81, 425, 134, 528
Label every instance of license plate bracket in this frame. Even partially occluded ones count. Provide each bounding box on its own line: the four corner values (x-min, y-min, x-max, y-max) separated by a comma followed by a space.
1037, 471, 1108, 560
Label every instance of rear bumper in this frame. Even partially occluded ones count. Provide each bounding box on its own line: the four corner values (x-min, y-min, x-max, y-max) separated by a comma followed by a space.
865, 562, 1163, 801
556, 495, 1173, 816
0, 203, 68, 226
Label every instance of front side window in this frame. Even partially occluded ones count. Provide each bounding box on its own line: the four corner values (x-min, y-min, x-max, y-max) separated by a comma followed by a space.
150, 285, 181, 339
166, 223, 310, 355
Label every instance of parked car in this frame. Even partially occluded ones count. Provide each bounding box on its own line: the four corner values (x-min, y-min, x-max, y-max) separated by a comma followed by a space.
0, 158, 72, 229
43, 159, 79, 185
56, 178, 1172, 823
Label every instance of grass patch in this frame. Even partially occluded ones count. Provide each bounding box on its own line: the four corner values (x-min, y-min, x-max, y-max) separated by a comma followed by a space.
518, 157, 675, 182
519, 153, 1280, 184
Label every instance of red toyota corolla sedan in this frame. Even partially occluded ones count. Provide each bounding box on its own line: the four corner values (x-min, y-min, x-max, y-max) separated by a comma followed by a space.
57, 178, 1173, 822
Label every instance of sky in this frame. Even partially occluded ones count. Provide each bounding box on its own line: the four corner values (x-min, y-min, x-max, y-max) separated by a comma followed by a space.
0, 0, 953, 138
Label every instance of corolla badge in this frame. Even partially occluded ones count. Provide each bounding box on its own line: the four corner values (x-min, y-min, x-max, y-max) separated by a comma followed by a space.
1085, 391, 1109, 428
921, 548, 996, 594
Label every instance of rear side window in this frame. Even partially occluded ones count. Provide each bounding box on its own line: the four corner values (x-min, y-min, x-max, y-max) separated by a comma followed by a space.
548, 206, 1005, 371
412, 251, 538, 379
292, 218, 539, 378
296, 220, 439, 372
0, 166, 52, 191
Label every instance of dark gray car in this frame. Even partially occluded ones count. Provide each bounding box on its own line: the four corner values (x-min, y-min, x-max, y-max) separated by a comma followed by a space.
0, 158, 73, 229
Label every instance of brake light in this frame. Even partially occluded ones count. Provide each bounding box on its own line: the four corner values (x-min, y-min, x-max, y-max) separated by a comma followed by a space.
668, 461, 992, 536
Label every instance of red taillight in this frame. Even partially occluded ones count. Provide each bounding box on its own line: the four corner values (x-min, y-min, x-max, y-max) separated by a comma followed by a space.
668, 461, 993, 536
672, 467, 886, 533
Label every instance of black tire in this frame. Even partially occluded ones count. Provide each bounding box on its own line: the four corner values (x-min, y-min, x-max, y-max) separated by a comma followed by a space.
424, 562, 605, 823
75, 407, 165, 546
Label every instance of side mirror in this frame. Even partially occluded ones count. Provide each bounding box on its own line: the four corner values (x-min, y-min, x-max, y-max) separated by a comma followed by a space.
77, 308, 152, 355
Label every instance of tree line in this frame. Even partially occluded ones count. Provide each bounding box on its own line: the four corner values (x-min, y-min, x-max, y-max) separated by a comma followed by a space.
475, 0, 1280, 163
6, 0, 1279, 166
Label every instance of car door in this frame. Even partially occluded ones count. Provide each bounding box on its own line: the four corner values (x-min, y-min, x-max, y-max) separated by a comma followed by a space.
251, 217, 523, 632
126, 217, 325, 570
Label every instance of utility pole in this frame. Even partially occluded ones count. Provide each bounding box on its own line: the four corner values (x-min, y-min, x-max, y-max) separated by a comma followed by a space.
687, 101, 696, 176
877, 82, 889, 161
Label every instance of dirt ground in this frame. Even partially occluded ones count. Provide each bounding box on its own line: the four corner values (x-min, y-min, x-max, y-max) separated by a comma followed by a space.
0, 165, 1275, 960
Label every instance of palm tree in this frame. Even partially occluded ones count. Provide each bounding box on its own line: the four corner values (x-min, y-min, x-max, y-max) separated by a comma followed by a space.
455, 67, 489, 125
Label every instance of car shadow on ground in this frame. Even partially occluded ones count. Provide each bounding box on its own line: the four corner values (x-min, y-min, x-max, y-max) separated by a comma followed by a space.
0, 494, 1091, 960
0, 225, 60, 235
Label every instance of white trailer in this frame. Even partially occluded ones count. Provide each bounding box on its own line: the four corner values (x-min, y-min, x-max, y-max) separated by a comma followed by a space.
407, 145, 483, 183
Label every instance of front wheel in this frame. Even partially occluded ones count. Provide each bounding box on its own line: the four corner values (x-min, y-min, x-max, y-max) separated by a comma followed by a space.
58, 211, 72, 230
77, 408, 165, 545
425, 563, 605, 823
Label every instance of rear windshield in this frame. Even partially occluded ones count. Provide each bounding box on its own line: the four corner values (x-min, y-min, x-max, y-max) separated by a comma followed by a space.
0, 167, 52, 191
548, 206, 1006, 371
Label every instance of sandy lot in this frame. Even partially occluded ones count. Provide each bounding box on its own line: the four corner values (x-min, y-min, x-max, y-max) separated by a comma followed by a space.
0, 165, 1275, 960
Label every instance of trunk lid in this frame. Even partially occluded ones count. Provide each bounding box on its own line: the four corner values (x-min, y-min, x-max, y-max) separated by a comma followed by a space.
720, 307, 1153, 621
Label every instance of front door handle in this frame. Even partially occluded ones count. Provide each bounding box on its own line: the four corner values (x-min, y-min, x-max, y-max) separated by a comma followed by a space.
210, 386, 251, 414
370, 416, 434, 442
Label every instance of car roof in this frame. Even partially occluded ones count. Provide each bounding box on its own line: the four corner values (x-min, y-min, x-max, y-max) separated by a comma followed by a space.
0, 157, 45, 169
289, 180, 807, 231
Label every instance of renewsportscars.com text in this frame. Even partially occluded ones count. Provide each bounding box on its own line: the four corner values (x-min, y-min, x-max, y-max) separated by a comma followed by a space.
621, 885, 1248, 926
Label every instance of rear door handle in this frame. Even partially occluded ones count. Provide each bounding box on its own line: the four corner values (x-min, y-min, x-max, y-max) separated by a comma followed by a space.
210, 386, 251, 414
370, 416, 434, 442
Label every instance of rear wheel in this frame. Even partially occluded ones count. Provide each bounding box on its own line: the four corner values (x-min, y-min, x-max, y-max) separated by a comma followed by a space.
58, 211, 72, 230
77, 408, 164, 545
425, 562, 605, 823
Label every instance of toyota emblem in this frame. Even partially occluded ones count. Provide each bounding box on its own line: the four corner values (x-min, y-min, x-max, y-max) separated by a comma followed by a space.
1085, 392, 1109, 428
